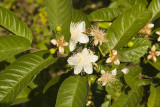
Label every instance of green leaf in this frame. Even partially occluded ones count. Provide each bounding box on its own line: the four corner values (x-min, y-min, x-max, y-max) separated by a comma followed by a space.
0, 51, 58, 107
149, 56, 160, 71
11, 87, 31, 106
45, 0, 72, 42
43, 75, 61, 94
118, 38, 151, 62
72, 9, 91, 28
88, 8, 124, 22
137, 79, 152, 86
120, 0, 148, 6
55, 75, 89, 107
111, 87, 143, 107
101, 3, 152, 51
0, 35, 30, 61
124, 74, 138, 91
147, 84, 160, 107
148, 0, 160, 21
0, 6, 32, 43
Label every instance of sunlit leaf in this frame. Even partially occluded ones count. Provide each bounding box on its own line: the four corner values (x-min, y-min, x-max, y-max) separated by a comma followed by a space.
0, 51, 58, 107
0, 35, 30, 61
55, 75, 88, 107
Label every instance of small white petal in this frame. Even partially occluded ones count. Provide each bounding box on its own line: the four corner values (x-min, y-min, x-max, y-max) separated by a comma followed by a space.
158, 36, 160, 41
111, 69, 117, 75
89, 55, 98, 62
114, 59, 120, 65
106, 58, 112, 63
67, 56, 77, 65
101, 70, 105, 74
147, 55, 152, 60
82, 48, 89, 54
74, 65, 83, 74
59, 46, 64, 53
77, 34, 89, 43
84, 64, 93, 74
69, 40, 77, 51
112, 50, 117, 55
151, 45, 156, 52
156, 31, 160, 35
51, 39, 57, 45
121, 68, 129, 74
77, 21, 86, 31
148, 23, 154, 28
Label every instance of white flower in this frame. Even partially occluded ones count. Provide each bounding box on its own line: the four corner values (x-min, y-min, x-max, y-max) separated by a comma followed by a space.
156, 31, 160, 42
51, 36, 68, 54
67, 48, 98, 74
70, 21, 89, 51
106, 50, 120, 65
121, 68, 129, 74
98, 69, 117, 86
147, 45, 160, 62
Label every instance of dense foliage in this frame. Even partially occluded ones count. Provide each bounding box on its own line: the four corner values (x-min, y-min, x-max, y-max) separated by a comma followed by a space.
0, 0, 160, 107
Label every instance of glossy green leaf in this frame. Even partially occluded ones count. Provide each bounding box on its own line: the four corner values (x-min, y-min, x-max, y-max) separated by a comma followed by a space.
72, 9, 91, 28
148, 84, 160, 107
45, 0, 72, 42
148, 0, 160, 21
101, 3, 152, 51
111, 87, 143, 107
149, 56, 160, 71
0, 51, 58, 107
120, 0, 148, 6
88, 8, 124, 22
137, 79, 152, 86
124, 74, 138, 91
0, 35, 30, 61
0, 6, 32, 43
55, 75, 88, 107
118, 38, 151, 62
11, 87, 31, 106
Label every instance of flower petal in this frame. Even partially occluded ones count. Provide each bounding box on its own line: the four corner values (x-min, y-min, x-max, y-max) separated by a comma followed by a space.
59, 46, 64, 53
82, 48, 89, 54
158, 36, 160, 42
153, 56, 157, 62
156, 31, 160, 35
112, 50, 117, 55
121, 68, 129, 74
74, 65, 83, 74
67, 56, 77, 65
101, 70, 105, 74
51, 39, 57, 45
106, 58, 112, 63
114, 59, 120, 65
111, 69, 117, 75
151, 45, 156, 52
77, 21, 86, 32
69, 40, 77, 51
89, 55, 98, 62
147, 55, 152, 60
78, 34, 89, 43
84, 64, 93, 74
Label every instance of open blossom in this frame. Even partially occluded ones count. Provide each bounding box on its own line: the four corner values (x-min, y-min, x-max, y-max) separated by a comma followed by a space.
139, 23, 154, 37
70, 21, 89, 51
147, 45, 160, 62
121, 68, 129, 74
89, 26, 107, 46
98, 69, 117, 86
106, 50, 120, 65
51, 36, 68, 54
156, 31, 160, 42
67, 48, 98, 74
